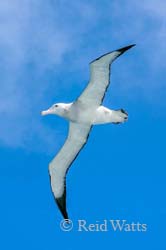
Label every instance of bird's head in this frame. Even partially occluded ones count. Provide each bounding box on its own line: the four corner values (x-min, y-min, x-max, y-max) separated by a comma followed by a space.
41, 103, 71, 117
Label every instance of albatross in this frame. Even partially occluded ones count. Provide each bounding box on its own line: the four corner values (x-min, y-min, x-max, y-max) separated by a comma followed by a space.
41, 44, 135, 220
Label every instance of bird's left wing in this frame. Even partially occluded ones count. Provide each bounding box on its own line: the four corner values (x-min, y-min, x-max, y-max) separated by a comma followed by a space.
49, 122, 92, 219
77, 44, 135, 108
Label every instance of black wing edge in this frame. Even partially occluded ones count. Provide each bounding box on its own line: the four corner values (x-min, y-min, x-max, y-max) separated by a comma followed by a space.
55, 183, 69, 220
49, 126, 93, 220
49, 174, 69, 220
90, 44, 136, 64
117, 44, 136, 54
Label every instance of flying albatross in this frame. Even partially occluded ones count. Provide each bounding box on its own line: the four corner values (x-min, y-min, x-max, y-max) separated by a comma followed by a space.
41, 44, 135, 220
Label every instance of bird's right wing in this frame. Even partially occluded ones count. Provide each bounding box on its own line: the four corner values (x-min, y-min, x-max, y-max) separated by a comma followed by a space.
49, 122, 92, 219
77, 44, 135, 108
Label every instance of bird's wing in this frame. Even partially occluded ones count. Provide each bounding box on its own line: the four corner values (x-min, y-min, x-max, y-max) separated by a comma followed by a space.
77, 44, 135, 108
49, 122, 92, 219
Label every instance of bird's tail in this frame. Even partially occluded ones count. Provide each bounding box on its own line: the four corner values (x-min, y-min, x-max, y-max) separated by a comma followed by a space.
112, 109, 128, 124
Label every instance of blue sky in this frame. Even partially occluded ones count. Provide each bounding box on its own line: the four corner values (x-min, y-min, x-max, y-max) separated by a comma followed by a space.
0, 0, 166, 249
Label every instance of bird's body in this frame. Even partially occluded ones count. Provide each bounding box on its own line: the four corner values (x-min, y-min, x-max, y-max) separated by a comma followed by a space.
44, 102, 128, 125
41, 44, 135, 220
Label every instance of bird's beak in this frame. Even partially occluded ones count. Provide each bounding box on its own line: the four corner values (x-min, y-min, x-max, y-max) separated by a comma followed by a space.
41, 109, 52, 116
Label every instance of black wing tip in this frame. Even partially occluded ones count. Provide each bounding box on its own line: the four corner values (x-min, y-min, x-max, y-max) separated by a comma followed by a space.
56, 196, 69, 220
90, 44, 136, 64
117, 44, 136, 54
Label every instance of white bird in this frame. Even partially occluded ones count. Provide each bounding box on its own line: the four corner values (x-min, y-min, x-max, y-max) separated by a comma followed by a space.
41, 44, 135, 220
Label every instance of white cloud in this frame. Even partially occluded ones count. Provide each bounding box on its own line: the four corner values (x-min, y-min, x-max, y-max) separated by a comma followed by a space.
0, 0, 98, 151
0, 0, 165, 151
